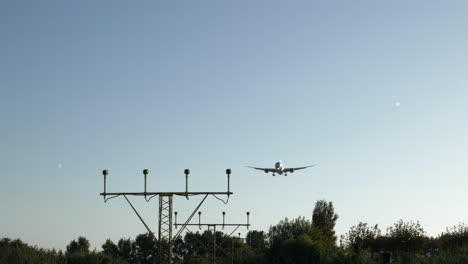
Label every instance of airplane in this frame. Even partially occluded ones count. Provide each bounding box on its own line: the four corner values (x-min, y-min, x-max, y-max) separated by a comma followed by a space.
246, 161, 314, 176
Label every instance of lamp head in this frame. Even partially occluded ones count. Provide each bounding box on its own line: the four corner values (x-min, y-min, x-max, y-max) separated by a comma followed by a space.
143, 169, 149, 175
102, 170, 108, 176
226, 169, 231, 175
184, 169, 190, 175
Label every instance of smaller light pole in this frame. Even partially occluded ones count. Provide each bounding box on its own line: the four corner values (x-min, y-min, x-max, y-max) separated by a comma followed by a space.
185, 169, 190, 199
102, 170, 108, 200
222, 211, 226, 229
143, 169, 149, 197
226, 169, 231, 197
198, 211, 202, 229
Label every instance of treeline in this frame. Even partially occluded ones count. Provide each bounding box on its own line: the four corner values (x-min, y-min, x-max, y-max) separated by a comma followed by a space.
1, 200, 468, 264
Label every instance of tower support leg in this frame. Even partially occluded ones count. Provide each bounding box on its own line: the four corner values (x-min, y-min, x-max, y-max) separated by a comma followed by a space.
159, 195, 173, 264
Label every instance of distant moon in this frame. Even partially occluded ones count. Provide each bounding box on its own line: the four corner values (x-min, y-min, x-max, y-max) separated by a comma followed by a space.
58, 163, 62, 169
395, 101, 401, 107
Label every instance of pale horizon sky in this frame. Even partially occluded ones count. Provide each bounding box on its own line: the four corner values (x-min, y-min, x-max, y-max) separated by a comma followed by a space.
1, 1, 468, 251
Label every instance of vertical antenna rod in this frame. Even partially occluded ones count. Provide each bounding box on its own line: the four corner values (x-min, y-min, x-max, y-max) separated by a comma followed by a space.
222, 211, 226, 229
226, 169, 231, 197
198, 211, 202, 229
185, 169, 190, 199
102, 170, 108, 201
143, 169, 149, 197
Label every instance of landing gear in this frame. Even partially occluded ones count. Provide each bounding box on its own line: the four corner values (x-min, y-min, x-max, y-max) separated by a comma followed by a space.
284, 173, 287, 176
272, 173, 276, 176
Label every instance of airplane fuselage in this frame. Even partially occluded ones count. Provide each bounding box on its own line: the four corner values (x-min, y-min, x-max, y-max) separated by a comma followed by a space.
275, 161, 284, 175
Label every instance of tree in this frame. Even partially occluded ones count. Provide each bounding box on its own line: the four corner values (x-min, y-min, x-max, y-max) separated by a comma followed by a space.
312, 200, 339, 245
66, 236, 90, 254
102, 239, 119, 257
280, 234, 321, 264
385, 219, 427, 253
341, 222, 381, 253
132, 233, 157, 264
177, 231, 207, 259
268, 216, 312, 256
437, 223, 468, 251
246, 230, 267, 251
117, 238, 132, 262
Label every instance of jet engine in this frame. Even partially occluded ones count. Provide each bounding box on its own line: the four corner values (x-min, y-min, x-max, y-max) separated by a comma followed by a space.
290, 168, 294, 173
264, 169, 269, 173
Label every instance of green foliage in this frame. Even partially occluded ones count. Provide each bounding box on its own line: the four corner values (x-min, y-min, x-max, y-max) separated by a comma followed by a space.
3, 199, 468, 264
246, 230, 266, 251
65, 252, 122, 264
175, 231, 207, 259
341, 222, 381, 253
437, 223, 468, 251
268, 216, 312, 254
102, 239, 119, 257
117, 238, 132, 262
312, 200, 339, 245
279, 234, 321, 264
240, 253, 268, 264
67, 237, 91, 254
132, 233, 157, 264
182, 255, 211, 264
385, 220, 427, 253
425, 247, 468, 264
0, 238, 59, 264
352, 249, 379, 264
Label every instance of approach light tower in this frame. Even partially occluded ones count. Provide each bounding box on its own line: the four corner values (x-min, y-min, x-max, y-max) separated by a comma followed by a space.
100, 168, 234, 264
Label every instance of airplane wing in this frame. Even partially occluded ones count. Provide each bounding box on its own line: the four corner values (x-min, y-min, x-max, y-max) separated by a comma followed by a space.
284, 165, 315, 173
246, 166, 276, 172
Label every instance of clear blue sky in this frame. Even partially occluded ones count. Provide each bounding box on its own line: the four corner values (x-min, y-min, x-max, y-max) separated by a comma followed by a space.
1, 0, 468, 250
